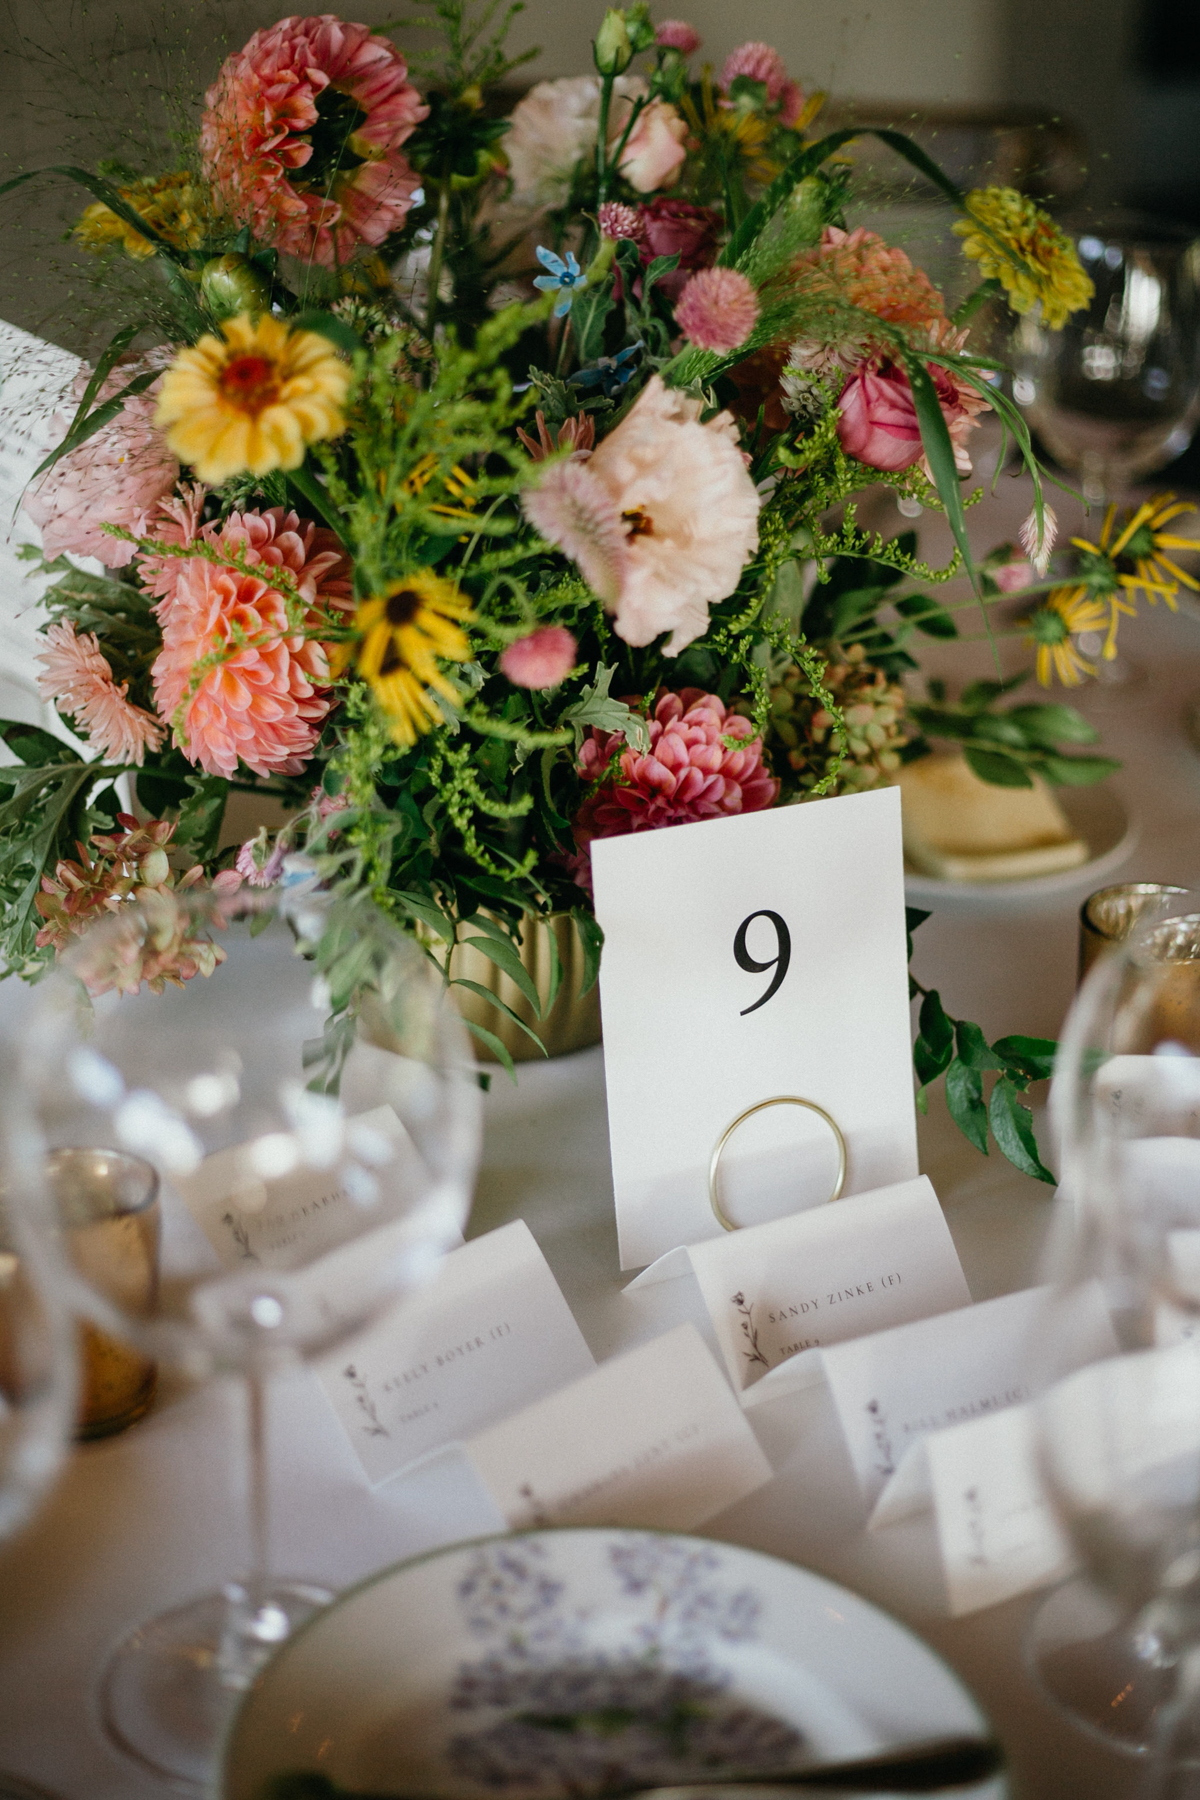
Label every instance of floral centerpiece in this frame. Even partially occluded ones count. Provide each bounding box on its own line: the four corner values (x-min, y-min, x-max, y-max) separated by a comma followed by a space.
3, 1, 1186, 1178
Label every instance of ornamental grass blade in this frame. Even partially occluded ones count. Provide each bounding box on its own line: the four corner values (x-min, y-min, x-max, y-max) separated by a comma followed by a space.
0, 166, 181, 258
902, 352, 982, 611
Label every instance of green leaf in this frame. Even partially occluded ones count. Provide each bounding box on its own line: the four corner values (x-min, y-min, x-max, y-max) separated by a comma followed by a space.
641, 253, 680, 301
451, 978, 548, 1054
571, 907, 604, 997
961, 675, 1026, 710
945, 1057, 988, 1153
172, 775, 227, 863
993, 1034, 1057, 1085
559, 666, 650, 753
394, 889, 457, 943
460, 932, 542, 1017
905, 905, 930, 964
955, 1019, 1006, 1071
903, 352, 980, 602
964, 746, 1034, 788
0, 722, 80, 768
286, 462, 344, 534
913, 988, 954, 1087
0, 165, 180, 257
462, 1016, 517, 1081
895, 594, 957, 639
1037, 753, 1121, 787
989, 1076, 1055, 1183
1007, 704, 1099, 747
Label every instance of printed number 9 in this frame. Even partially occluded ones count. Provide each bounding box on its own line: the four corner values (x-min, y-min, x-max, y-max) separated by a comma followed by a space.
734, 910, 791, 1016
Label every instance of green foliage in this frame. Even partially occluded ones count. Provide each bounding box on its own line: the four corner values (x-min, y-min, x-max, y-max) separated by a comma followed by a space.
907, 680, 1121, 787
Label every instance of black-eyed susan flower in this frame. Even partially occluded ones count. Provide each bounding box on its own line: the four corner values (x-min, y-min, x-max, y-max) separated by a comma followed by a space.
352, 571, 474, 747
1024, 586, 1109, 687
155, 313, 350, 484
953, 187, 1094, 329
1072, 493, 1200, 611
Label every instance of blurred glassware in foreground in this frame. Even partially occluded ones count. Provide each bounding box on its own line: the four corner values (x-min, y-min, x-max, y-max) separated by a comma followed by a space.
1026, 889, 1200, 1772
13, 883, 481, 1790
1012, 213, 1200, 506
1078, 884, 1190, 984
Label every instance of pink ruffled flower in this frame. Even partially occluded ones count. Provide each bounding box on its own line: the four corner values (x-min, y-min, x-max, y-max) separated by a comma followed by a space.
500, 626, 577, 689
656, 20, 701, 54
36, 621, 165, 765
523, 375, 760, 656
23, 359, 179, 569
800, 225, 947, 331
149, 506, 352, 780
675, 267, 759, 353
200, 15, 428, 268
719, 41, 803, 126
617, 97, 688, 193
570, 688, 778, 888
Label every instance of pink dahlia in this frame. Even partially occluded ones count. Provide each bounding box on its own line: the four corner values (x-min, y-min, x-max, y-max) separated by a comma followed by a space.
200, 15, 428, 268
675, 267, 760, 353
36, 621, 165, 765
500, 626, 577, 689
523, 376, 760, 656
570, 688, 778, 886
150, 506, 352, 779
23, 359, 179, 568
656, 20, 702, 54
719, 41, 803, 126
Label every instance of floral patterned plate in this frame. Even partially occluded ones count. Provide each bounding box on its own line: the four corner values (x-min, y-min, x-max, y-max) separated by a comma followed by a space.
220, 1529, 1005, 1800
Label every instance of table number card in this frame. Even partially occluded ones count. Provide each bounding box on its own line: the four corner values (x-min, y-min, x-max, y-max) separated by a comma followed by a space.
822, 1286, 1118, 1510
626, 1176, 970, 1402
590, 789, 918, 1270
464, 1323, 773, 1532
317, 1220, 596, 1484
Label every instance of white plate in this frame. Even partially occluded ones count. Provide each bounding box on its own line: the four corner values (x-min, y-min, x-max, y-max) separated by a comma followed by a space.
904, 781, 1137, 911
221, 1528, 1005, 1799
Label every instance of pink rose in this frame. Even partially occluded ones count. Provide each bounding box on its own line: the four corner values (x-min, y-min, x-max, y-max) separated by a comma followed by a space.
616, 99, 688, 193
636, 198, 722, 301
837, 364, 924, 471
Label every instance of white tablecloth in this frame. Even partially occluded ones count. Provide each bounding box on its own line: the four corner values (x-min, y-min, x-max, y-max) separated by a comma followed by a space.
3, 469, 1200, 1800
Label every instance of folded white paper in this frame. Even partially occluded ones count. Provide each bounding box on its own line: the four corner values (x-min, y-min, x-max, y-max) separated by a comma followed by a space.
870, 1403, 1077, 1616
173, 1103, 433, 1270
591, 789, 918, 1270
627, 1176, 970, 1404
825, 1285, 1117, 1510
317, 1220, 596, 1484
464, 1322, 773, 1532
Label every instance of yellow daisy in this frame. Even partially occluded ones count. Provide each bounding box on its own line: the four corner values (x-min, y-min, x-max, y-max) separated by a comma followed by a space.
953, 187, 1094, 329
1024, 586, 1108, 687
1072, 493, 1200, 612
352, 572, 474, 748
155, 312, 350, 484
74, 170, 209, 260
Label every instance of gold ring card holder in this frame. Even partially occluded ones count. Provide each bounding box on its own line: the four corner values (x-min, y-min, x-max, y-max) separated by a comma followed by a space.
708, 1095, 847, 1232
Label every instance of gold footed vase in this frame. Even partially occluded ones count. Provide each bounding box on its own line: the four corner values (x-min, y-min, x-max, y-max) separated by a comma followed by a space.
447, 914, 602, 1062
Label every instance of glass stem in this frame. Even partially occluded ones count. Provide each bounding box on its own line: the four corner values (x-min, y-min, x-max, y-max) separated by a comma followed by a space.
246, 1353, 270, 1602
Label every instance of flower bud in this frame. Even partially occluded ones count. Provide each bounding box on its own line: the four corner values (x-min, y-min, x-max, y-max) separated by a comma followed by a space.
200, 253, 273, 320
594, 8, 634, 74
138, 847, 170, 888
625, 3, 657, 51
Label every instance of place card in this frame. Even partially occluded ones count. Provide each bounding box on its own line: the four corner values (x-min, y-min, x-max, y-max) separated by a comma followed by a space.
590, 788, 918, 1270
872, 1403, 1077, 1616
317, 1220, 596, 1484
464, 1322, 773, 1532
825, 1284, 1118, 1509
173, 1103, 435, 1271
626, 1175, 970, 1403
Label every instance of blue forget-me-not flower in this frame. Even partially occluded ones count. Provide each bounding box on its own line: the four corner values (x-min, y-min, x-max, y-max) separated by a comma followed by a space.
533, 246, 584, 317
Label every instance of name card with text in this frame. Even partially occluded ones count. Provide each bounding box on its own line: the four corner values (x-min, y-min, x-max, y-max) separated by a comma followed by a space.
318, 1220, 596, 1484
626, 1176, 970, 1402
871, 1403, 1077, 1616
591, 789, 918, 1270
823, 1286, 1117, 1511
464, 1323, 773, 1532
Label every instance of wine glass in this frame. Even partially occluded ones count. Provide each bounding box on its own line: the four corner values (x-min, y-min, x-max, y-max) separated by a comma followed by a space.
13, 882, 481, 1790
1025, 888, 1200, 1762
0, 1036, 78, 1800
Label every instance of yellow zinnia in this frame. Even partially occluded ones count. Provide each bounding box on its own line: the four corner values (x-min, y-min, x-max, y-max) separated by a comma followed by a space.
74, 170, 209, 260
353, 572, 474, 748
155, 313, 350, 484
953, 187, 1094, 330
1024, 586, 1108, 687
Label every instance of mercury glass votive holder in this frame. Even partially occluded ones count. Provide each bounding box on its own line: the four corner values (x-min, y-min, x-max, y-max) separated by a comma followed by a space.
45, 1148, 161, 1440
1078, 883, 1190, 984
